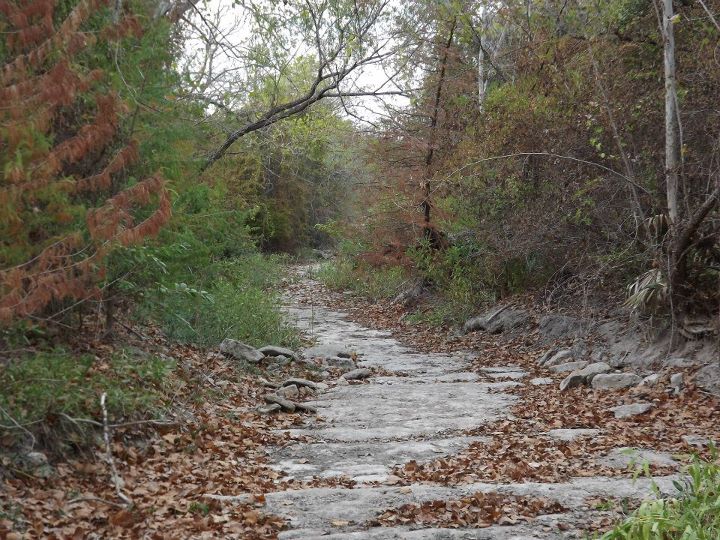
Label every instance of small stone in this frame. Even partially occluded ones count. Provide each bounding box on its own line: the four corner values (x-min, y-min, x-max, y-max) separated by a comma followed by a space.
547, 428, 601, 442
610, 402, 653, 419
682, 434, 714, 448
303, 344, 353, 360
580, 362, 611, 380
19, 452, 53, 478
463, 307, 530, 334
537, 349, 558, 365
257, 404, 282, 414
544, 349, 574, 367
335, 376, 349, 386
267, 357, 290, 371
608, 355, 630, 369
670, 373, 684, 394
549, 360, 588, 373
259, 345, 300, 360
264, 394, 296, 412
282, 378, 319, 390
342, 368, 372, 380
277, 384, 299, 399
591, 373, 642, 390
203, 494, 254, 504
323, 356, 356, 370
295, 403, 318, 414
640, 373, 661, 386
219, 339, 264, 363
259, 377, 279, 389
24, 451, 48, 468
559, 372, 585, 391
530, 377, 553, 386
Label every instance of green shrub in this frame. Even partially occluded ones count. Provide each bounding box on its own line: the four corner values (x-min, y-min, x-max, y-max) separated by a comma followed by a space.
154, 256, 299, 348
601, 452, 720, 539
316, 259, 407, 301
107, 180, 299, 349
0, 349, 175, 447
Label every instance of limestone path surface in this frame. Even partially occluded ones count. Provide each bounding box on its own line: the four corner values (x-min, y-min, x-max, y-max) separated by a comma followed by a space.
263, 270, 677, 539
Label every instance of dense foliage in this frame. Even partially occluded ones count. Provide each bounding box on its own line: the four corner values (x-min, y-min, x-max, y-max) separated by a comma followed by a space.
0, 0, 171, 322
330, 0, 720, 331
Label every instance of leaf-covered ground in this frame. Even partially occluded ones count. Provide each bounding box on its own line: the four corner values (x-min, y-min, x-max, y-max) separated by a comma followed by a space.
0, 318, 351, 539
3, 271, 719, 538
290, 271, 720, 535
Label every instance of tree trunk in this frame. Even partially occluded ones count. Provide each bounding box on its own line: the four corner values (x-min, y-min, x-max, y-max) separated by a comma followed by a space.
663, 0, 680, 223
422, 18, 456, 243
477, 36, 486, 110
669, 184, 720, 305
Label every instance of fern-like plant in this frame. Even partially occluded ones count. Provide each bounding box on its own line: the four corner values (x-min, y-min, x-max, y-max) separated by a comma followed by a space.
0, 0, 171, 322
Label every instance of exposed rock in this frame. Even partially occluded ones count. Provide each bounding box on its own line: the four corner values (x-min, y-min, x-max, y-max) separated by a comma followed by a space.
538, 314, 584, 341
219, 339, 264, 363
278, 384, 300, 399
670, 373, 684, 395
577, 362, 612, 383
282, 378, 320, 390
696, 363, 720, 396
559, 372, 585, 392
610, 403, 653, 419
259, 377, 279, 389
342, 368, 372, 381
665, 357, 696, 368
530, 377, 554, 386
682, 434, 715, 448
549, 361, 588, 373
20, 452, 54, 478
544, 349, 574, 367
202, 493, 254, 504
267, 356, 291, 371
462, 306, 530, 334
608, 354, 631, 369
391, 282, 426, 308
295, 402, 318, 414
257, 404, 282, 414
265, 394, 296, 412
559, 363, 610, 392
479, 366, 525, 373
323, 356, 356, 370
536, 349, 558, 365
640, 373, 661, 387
591, 373, 642, 390
335, 376, 349, 386
260, 345, 300, 361
304, 344, 354, 360
547, 429, 601, 442
486, 371, 526, 380
598, 447, 676, 469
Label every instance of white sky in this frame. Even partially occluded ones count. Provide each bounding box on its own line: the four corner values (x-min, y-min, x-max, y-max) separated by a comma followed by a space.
181, 0, 409, 125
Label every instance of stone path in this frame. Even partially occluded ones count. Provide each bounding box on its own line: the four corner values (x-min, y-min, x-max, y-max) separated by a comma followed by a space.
263, 274, 678, 539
